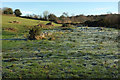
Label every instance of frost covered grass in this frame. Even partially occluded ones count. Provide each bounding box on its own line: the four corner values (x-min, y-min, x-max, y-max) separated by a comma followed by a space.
2, 26, 119, 78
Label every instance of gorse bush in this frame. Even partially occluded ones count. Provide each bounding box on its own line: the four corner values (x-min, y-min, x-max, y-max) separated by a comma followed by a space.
62, 23, 72, 27
28, 26, 42, 40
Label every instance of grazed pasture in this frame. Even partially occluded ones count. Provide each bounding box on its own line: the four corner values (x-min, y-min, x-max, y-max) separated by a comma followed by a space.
2, 15, 119, 78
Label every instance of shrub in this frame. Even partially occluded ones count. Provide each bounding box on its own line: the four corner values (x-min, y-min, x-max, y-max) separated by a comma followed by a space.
48, 14, 58, 22
28, 26, 42, 40
3, 7, 13, 14
14, 9, 22, 17
62, 23, 72, 27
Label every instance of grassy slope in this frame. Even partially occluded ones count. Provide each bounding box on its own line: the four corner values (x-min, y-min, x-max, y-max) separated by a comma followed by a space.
2, 15, 61, 39
2, 15, 119, 78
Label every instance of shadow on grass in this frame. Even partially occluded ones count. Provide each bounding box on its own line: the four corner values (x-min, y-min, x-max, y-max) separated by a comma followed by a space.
0, 38, 27, 41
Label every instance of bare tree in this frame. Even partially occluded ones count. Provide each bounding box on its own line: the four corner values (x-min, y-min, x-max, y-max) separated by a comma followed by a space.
63, 12, 69, 17
71, 13, 75, 22
43, 11, 49, 20
62, 12, 69, 23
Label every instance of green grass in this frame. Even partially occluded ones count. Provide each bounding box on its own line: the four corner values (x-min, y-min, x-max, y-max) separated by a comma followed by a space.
2, 15, 119, 78
2, 15, 61, 39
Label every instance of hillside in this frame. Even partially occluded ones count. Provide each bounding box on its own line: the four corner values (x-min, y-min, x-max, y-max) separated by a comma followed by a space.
2, 15, 61, 39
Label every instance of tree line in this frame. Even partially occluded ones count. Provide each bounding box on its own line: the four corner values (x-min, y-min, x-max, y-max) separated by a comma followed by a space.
24, 12, 120, 29
1, 7, 119, 29
2, 7, 22, 16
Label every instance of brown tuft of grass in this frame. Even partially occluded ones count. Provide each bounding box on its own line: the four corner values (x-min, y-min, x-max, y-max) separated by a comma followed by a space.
3, 27, 17, 32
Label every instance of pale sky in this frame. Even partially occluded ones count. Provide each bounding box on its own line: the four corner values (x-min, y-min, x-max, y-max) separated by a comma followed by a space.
1, 1, 119, 16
